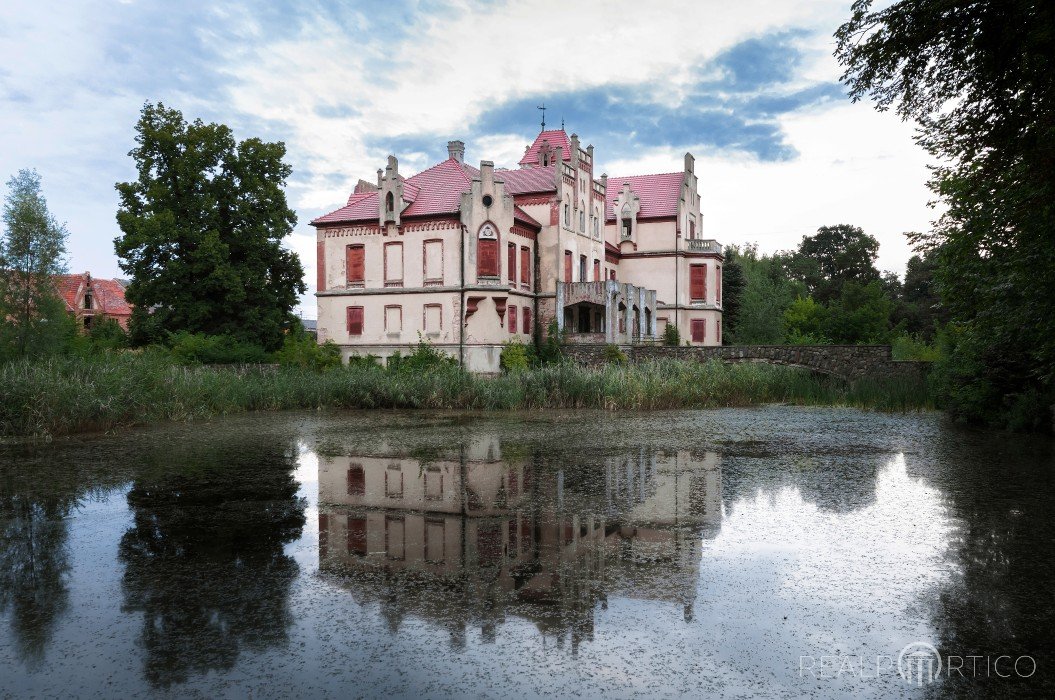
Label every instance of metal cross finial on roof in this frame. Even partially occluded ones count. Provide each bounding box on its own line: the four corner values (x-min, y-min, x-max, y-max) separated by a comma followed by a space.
537, 103, 546, 131
561, 117, 565, 130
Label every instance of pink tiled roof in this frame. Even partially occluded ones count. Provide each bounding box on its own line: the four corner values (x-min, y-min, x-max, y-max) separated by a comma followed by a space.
401, 159, 472, 217
605, 172, 684, 220
54, 273, 132, 316
496, 166, 556, 195
518, 129, 572, 166
315, 191, 379, 224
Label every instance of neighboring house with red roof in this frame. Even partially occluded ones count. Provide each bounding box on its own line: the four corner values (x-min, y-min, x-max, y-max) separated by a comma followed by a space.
55, 272, 133, 330
312, 129, 723, 372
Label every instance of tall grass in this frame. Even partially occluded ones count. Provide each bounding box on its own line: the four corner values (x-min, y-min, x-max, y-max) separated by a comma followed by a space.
0, 354, 934, 438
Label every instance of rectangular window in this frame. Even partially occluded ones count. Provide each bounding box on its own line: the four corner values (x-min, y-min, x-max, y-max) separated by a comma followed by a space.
717, 265, 722, 304
424, 304, 442, 334
610, 269, 616, 281
348, 516, 367, 556
522, 306, 531, 335
385, 516, 405, 560
691, 319, 706, 343
384, 242, 403, 286
347, 465, 365, 495
346, 245, 364, 286
520, 246, 530, 288
716, 318, 722, 344
423, 239, 443, 285
508, 306, 517, 334
579, 255, 587, 282
689, 216, 696, 239
593, 259, 600, 281
347, 306, 363, 335
425, 466, 443, 501
507, 243, 516, 284
384, 305, 402, 333
690, 264, 707, 302
385, 465, 403, 498
424, 519, 445, 563
564, 250, 572, 282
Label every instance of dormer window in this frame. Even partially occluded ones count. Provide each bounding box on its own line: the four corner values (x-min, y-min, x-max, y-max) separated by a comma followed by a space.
621, 203, 633, 239
385, 192, 395, 214
541, 154, 551, 166
83, 292, 93, 310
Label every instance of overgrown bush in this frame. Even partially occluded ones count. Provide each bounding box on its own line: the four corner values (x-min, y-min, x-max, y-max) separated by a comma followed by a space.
891, 334, 941, 362
387, 336, 457, 373
167, 332, 271, 365
536, 319, 564, 365
602, 344, 627, 364
500, 338, 534, 373
274, 333, 341, 371
662, 323, 680, 346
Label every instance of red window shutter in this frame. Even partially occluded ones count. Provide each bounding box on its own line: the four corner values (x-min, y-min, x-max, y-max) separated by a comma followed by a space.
564, 251, 572, 282
523, 307, 531, 334
508, 306, 517, 334
347, 306, 363, 335
346, 245, 365, 284
508, 244, 516, 282
317, 241, 326, 291
478, 238, 498, 277
347, 466, 365, 495
593, 260, 600, 281
690, 265, 706, 301
520, 247, 530, 286
348, 516, 367, 556
691, 319, 706, 343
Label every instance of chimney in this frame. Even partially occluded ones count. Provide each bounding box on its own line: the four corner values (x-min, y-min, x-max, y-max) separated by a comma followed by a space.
480, 160, 494, 189
448, 140, 465, 163
684, 152, 695, 174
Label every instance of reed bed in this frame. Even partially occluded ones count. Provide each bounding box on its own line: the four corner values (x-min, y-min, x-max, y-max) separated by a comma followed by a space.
0, 354, 934, 438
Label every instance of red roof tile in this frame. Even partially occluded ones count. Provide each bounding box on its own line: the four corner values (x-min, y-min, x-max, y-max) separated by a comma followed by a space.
496, 166, 556, 195
605, 172, 684, 220
401, 159, 472, 217
315, 191, 379, 224
518, 129, 572, 166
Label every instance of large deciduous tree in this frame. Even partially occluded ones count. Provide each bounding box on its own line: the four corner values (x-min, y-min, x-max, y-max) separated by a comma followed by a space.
792, 224, 881, 304
836, 0, 1055, 429
0, 169, 70, 359
115, 103, 305, 350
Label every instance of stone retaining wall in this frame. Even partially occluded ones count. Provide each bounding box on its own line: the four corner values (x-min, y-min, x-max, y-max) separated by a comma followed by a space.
562, 344, 930, 382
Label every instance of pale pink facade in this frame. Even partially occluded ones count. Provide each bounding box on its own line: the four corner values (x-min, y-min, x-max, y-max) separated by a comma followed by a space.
312, 129, 723, 372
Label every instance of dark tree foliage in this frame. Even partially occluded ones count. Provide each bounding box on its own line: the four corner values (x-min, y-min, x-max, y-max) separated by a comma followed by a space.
896, 247, 948, 341
792, 224, 881, 304
719, 250, 746, 345
836, 0, 1055, 430
119, 435, 305, 687
115, 103, 306, 351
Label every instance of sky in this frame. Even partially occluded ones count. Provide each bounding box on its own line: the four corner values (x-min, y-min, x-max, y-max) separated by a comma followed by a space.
0, 0, 934, 319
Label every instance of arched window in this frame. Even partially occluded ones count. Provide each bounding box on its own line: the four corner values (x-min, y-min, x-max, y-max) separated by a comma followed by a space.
477, 223, 499, 278
385, 192, 395, 214
563, 202, 570, 228
621, 203, 633, 239
579, 204, 585, 232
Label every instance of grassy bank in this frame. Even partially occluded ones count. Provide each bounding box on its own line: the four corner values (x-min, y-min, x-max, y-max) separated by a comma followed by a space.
0, 354, 934, 438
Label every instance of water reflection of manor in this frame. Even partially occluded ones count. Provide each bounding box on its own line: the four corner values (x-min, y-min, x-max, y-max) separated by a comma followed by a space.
317, 439, 720, 651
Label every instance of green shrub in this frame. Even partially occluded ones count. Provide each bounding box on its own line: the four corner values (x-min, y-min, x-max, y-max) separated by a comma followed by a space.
87, 317, 129, 352
168, 332, 270, 365
346, 353, 381, 369
602, 344, 627, 364
274, 334, 341, 371
891, 334, 941, 361
387, 335, 457, 373
537, 319, 564, 365
500, 339, 534, 373
662, 323, 680, 346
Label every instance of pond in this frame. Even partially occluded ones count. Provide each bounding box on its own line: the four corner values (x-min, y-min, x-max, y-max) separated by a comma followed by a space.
1, 407, 1052, 697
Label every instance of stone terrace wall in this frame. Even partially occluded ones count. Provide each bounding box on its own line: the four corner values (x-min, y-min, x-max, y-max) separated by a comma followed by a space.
563, 344, 930, 382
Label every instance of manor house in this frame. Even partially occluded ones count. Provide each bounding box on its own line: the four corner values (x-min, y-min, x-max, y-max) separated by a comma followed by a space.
312, 128, 724, 372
